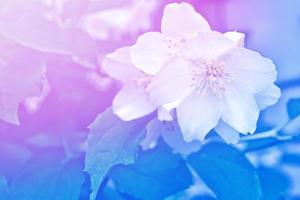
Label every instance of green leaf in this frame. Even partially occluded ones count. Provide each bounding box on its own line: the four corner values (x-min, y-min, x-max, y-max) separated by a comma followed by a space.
188, 142, 262, 200
258, 167, 290, 200
9, 151, 84, 200
107, 141, 193, 200
97, 180, 124, 200
85, 108, 152, 200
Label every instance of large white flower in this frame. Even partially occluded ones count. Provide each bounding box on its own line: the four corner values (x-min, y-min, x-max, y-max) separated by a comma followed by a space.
103, 2, 280, 144
102, 47, 156, 121
149, 30, 280, 142
102, 46, 178, 121
130, 2, 211, 75
102, 2, 211, 121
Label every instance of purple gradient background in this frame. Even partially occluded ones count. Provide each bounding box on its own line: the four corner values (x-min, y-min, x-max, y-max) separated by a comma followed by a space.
0, 0, 300, 198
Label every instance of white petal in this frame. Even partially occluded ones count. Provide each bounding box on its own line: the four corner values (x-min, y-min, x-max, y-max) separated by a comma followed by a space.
214, 120, 240, 144
223, 31, 245, 47
102, 47, 143, 83
177, 92, 223, 142
157, 101, 180, 121
148, 58, 194, 106
162, 100, 181, 110
157, 107, 173, 121
221, 47, 277, 93
142, 119, 202, 155
161, 2, 210, 39
182, 31, 235, 61
161, 121, 202, 155
112, 85, 157, 121
222, 85, 259, 134
0, 47, 46, 125
141, 119, 162, 150
255, 84, 281, 110
130, 32, 170, 75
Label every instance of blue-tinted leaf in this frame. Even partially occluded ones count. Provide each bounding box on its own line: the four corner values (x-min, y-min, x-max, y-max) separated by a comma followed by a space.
79, 172, 92, 200
287, 98, 300, 120
9, 151, 84, 200
258, 167, 290, 200
290, 197, 300, 200
85, 108, 152, 200
108, 141, 193, 200
281, 153, 300, 166
191, 195, 217, 200
96, 179, 124, 200
0, 175, 9, 200
188, 142, 262, 200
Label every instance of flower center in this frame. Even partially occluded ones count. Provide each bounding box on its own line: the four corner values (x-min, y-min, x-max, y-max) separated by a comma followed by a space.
192, 60, 233, 98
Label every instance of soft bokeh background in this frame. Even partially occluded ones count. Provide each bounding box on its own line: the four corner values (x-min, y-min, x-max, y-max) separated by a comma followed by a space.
0, 0, 300, 199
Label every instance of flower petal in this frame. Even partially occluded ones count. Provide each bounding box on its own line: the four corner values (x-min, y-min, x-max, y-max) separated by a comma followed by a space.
161, 2, 210, 39
214, 120, 240, 144
130, 32, 169, 75
102, 47, 143, 83
177, 92, 223, 142
157, 107, 173, 121
142, 119, 202, 155
255, 84, 281, 110
221, 47, 277, 93
113, 85, 157, 121
149, 58, 194, 106
0, 42, 46, 125
223, 31, 245, 47
222, 85, 259, 134
141, 119, 162, 150
182, 31, 235, 61
161, 121, 202, 155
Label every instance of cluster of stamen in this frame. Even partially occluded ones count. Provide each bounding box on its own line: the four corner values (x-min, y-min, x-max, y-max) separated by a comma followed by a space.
166, 38, 184, 57
191, 60, 233, 98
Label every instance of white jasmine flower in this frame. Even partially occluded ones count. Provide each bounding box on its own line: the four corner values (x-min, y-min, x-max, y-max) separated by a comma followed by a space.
102, 47, 156, 121
102, 2, 211, 121
149, 30, 280, 142
103, 2, 280, 144
102, 46, 176, 121
130, 2, 211, 75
